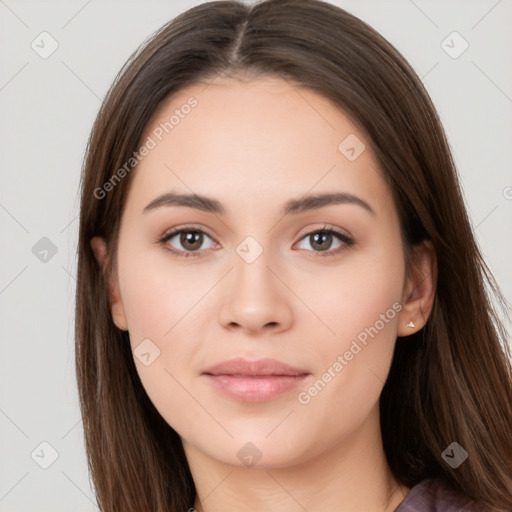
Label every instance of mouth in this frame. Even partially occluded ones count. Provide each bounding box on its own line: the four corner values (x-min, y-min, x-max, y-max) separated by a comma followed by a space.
202, 357, 310, 402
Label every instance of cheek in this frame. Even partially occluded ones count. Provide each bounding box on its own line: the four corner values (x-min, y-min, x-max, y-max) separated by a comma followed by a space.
303, 241, 404, 348
115, 240, 207, 417
118, 233, 205, 342
296, 241, 404, 412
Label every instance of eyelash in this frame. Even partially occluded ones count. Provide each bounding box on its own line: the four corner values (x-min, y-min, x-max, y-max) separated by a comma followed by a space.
156, 224, 355, 259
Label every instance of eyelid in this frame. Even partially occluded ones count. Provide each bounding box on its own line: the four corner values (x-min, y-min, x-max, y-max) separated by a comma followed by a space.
295, 222, 351, 240
159, 223, 217, 242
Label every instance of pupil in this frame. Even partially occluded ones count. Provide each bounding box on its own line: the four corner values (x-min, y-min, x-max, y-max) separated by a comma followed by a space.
182, 231, 202, 250
312, 232, 331, 251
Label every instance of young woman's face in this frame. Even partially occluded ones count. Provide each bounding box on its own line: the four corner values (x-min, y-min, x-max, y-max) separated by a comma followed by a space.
96, 76, 417, 469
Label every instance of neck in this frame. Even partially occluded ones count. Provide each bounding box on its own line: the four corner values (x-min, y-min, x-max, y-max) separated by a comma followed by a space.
183, 403, 410, 512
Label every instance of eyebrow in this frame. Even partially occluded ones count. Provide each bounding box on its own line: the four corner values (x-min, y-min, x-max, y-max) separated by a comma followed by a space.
143, 191, 375, 217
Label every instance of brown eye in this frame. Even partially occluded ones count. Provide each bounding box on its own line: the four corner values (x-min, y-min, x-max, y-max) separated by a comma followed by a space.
178, 231, 204, 251
159, 227, 217, 258
308, 232, 336, 251
295, 228, 354, 257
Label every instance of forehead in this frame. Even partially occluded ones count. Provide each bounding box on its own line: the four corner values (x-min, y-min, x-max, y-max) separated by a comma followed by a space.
127, 76, 391, 219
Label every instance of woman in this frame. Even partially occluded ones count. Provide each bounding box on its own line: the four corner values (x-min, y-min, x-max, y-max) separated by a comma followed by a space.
75, 1, 512, 510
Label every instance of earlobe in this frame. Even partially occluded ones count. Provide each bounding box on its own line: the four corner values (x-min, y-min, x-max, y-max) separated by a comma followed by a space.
397, 240, 437, 337
90, 236, 129, 331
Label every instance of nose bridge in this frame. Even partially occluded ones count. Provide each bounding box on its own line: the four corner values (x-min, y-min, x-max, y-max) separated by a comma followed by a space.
218, 233, 293, 332
232, 234, 278, 299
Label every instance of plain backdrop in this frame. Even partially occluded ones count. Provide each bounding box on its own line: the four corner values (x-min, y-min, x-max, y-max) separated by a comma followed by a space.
0, 0, 511, 510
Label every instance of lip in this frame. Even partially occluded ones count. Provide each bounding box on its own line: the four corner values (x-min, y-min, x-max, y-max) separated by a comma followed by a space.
203, 357, 308, 377
202, 357, 310, 403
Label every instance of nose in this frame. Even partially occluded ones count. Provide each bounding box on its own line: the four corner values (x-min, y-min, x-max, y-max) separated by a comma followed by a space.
218, 248, 293, 334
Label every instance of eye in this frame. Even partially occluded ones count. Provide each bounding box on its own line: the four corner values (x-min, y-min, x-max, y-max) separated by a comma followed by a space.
157, 224, 355, 259
295, 225, 354, 257
158, 226, 218, 258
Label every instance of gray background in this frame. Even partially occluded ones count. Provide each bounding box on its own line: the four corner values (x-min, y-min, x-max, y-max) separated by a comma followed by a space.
1, 0, 511, 510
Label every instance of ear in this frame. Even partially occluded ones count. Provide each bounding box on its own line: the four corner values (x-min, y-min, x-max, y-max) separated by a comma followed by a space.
90, 236, 128, 331
397, 240, 437, 337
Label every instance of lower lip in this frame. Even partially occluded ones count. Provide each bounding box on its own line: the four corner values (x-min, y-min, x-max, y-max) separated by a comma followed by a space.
204, 374, 308, 402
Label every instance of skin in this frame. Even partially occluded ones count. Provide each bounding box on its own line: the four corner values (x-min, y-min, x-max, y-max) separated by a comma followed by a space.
91, 75, 437, 512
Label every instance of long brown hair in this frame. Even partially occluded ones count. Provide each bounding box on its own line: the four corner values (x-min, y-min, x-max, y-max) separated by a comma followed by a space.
75, 1, 512, 510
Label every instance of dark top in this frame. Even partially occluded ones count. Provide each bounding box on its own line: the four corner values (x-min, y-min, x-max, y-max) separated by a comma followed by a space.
393, 478, 486, 511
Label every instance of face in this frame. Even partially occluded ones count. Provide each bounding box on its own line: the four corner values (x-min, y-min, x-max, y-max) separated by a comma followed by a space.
92, 75, 430, 470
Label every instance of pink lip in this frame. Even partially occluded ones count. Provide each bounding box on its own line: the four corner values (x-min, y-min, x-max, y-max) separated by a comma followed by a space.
202, 357, 310, 403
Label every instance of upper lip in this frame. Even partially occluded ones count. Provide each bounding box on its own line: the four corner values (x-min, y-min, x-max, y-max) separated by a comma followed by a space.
202, 357, 309, 377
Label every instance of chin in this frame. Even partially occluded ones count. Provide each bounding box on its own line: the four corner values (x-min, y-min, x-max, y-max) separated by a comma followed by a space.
200, 436, 315, 470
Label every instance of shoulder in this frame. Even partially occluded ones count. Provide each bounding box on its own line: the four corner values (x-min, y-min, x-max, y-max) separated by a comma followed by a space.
393, 477, 486, 512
